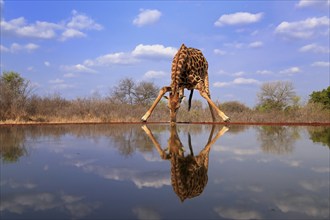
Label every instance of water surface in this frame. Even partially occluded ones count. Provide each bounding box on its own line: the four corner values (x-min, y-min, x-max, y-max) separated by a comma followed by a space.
1, 124, 329, 219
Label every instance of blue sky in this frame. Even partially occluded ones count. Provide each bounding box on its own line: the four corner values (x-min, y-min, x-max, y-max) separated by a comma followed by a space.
1, 0, 329, 107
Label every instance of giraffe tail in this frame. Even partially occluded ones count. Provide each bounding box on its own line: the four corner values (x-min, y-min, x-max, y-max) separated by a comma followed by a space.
188, 89, 194, 111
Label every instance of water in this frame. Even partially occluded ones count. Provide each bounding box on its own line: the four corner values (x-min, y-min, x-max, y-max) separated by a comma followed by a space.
1, 124, 329, 220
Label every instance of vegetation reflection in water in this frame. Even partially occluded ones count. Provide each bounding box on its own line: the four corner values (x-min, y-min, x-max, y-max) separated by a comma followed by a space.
0, 124, 329, 219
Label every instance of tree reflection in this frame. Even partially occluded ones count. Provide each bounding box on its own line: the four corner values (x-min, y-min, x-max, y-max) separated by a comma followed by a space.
257, 126, 300, 154
142, 124, 228, 202
0, 127, 27, 163
308, 127, 330, 148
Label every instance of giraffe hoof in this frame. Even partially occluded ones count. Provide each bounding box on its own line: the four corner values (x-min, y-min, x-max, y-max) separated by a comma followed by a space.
141, 115, 148, 122
224, 118, 231, 123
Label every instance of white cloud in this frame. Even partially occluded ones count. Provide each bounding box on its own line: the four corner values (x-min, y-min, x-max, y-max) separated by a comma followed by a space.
44, 61, 50, 67
143, 70, 167, 79
214, 12, 263, 27
275, 16, 330, 39
27, 66, 34, 71
311, 61, 330, 67
0, 17, 60, 39
82, 44, 176, 67
224, 42, 244, 49
0, 10, 102, 40
213, 82, 230, 87
0, 44, 9, 52
224, 41, 263, 49
213, 77, 261, 87
256, 70, 273, 75
233, 71, 245, 77
61, 64, 97, 73
296, 0, 330, 8
214, 49, 227, 55
133, 9, 162, 27
299, 43, 329, 53
248, 41, 263, 48
63, 73, 78, 78
132, 44, 177, 58
84, 52, 138, 66
2, 43, 40, 53
66, 10, 103, 30
51, 83, 75, 90
25, 43, 39, 50
279, 67, 301, 75
233, 77, 260, 85
49, 78, 64, 84
60, 29, 86, 41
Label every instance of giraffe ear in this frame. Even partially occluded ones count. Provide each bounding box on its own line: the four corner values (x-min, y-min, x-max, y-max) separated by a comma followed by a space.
180, 96, 186, 101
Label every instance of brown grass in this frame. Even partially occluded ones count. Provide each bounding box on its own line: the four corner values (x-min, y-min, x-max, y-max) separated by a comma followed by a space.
1, 99, 329, 126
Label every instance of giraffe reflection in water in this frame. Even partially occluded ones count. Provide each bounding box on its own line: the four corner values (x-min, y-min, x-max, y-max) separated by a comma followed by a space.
142, 125, 228, 202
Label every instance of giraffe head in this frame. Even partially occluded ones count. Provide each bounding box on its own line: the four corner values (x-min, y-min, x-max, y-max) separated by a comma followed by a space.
164, 91, 185, 123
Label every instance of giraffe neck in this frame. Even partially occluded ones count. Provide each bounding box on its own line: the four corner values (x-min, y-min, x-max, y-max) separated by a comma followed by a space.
171, 44, 189, 93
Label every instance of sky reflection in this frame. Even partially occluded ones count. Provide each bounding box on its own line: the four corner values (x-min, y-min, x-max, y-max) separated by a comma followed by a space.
1, 124, 329, 219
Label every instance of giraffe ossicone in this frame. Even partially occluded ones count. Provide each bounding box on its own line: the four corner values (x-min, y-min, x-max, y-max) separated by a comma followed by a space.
141, 43, 230, 123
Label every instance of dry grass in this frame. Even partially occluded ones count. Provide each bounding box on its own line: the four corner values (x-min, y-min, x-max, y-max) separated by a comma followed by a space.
1, 97, 329, 125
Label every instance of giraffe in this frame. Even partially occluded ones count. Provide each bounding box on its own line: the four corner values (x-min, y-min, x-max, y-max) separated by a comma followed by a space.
141, 43, 230, 123
141, 124, 228, 202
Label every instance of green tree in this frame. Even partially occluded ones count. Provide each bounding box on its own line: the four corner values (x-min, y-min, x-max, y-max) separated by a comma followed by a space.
308, 127, 330, 148
0, 71, 33, 120
309, 86, 330, 109
256, 81, 297, 111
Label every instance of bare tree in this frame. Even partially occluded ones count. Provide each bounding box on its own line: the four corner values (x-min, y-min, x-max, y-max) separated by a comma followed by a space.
257, 81, 297, 111
110, 78, 159, 106
134, 81, 159, 106
110, 78, 136, 105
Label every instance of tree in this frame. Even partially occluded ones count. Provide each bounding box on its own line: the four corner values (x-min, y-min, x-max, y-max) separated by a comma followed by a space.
309, 86, 330, 109
308, 127, 330, 148
219, 101, 250, 113
256, 81, 297, 111
110, 78, 136, 105
110, 78, 159, 106
134, 81, 159, 106
0, 71, 33, 120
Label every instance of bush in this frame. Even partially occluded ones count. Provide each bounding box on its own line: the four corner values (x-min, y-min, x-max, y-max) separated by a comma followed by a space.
219, 101, 250, 113
309, 86, 330, 109
0, 71, 33, 120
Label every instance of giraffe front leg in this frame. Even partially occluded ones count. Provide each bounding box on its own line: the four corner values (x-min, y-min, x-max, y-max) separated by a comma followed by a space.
141, 86, 171, 122
199, 91, 230, 122
207, 102, 216, 122
141, 124, 167, 159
